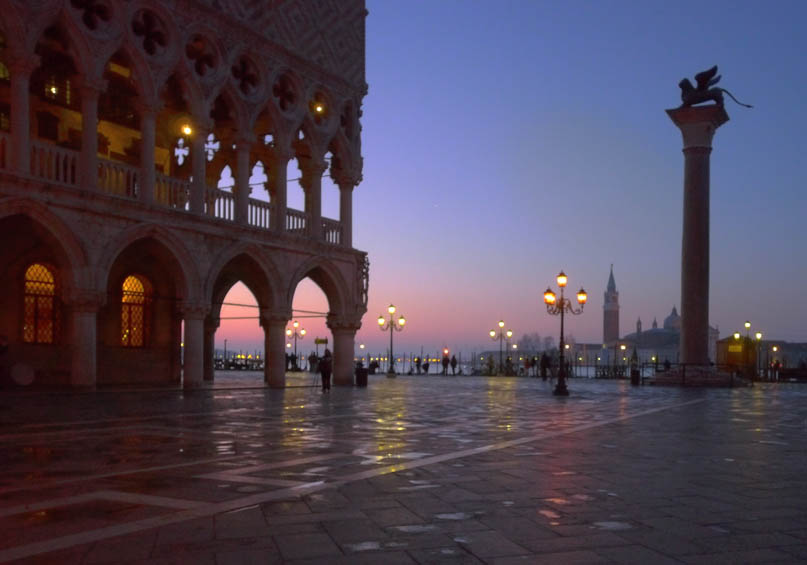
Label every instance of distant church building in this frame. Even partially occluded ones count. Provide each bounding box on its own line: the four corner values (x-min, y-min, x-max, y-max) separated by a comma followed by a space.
603, 265, 619, 345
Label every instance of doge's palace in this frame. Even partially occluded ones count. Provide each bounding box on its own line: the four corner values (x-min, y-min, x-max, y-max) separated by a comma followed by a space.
0, 0, 368, 389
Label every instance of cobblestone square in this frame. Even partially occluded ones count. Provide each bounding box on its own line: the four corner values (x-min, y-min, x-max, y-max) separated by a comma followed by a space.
1, 377, 806, 563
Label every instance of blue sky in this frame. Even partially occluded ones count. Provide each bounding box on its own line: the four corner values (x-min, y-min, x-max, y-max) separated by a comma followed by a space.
223, 1, 807, 356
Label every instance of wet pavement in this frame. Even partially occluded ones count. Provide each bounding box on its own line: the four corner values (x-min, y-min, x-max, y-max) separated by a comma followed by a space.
1, 375, 806, 563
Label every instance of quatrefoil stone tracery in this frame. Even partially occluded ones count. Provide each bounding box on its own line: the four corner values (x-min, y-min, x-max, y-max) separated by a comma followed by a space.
132, 10, 167, 57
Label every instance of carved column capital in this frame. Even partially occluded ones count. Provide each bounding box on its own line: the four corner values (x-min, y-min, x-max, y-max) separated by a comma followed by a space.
259, 309, 292, 328
326, 314, 362, 333
178, 301, 210, 319
298, 156, 328, 191
66, 289, 105, 313
5, 53, 40, 77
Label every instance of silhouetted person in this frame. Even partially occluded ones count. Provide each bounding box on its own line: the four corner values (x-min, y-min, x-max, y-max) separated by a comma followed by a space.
441, 355, 450, 375
664, 358, 671, 371
414, 356, 421, 375
422, 360, 429, 374
450, 355, 458, 375
540, 353, 550, 381
319, 348, 332, 392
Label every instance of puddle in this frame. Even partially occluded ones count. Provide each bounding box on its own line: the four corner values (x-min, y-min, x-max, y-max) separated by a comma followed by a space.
710, 525, 730, 533
552, 470, 576, 476
502, 501, 514, 506
394, 525, 437, 533
538, 509, 560, 519
435, 512, 473, 520
453, 536, 470, 543
572, 494, 593, 501
345, 541, 381, 552
398, 484, 440, 491
545, 498, 569, 505
441, 548, 458, 555
593, 521, 632, 531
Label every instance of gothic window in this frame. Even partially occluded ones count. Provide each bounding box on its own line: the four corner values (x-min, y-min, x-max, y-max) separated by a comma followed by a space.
23, 263, 58, 344
121, 275, 151, 347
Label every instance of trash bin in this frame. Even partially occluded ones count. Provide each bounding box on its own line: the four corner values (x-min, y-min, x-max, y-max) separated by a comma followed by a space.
355, 367, 368, 387
630, 367, 640, 386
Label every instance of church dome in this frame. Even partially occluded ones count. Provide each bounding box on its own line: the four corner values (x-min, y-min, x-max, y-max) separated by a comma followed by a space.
663, 306, 680, 331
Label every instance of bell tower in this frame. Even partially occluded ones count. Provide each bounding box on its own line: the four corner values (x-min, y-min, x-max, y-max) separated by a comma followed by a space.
603, 264, 620, 344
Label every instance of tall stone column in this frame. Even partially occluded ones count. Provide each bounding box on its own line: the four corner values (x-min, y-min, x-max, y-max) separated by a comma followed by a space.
338, 181, 354, 248
268, 147, 291, 233
137, 102, 158, 205
79, 79, 105, 190
190, 123, 210, 215
667, 105, 729, 366
68, 291, 104, 388
299, 157, 326, 240
181, 303, 209, 389
203, 316, 219, 382
328, 317, 362, 386
261, 311, 290, 388
234, 138, 253, 225
7, 55, 38, 174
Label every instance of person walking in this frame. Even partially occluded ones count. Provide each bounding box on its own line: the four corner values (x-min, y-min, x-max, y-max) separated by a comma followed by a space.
441, 354, 450, 375
319, 349, 333, 392
450, 355, 458, 375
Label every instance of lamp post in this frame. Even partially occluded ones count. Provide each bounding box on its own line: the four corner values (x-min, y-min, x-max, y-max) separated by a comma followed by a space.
378, 304, 405, 375
285, 321, 306, 371
543, 271, 587, 396
489, 320, 513, 375
754, 331, 762, 379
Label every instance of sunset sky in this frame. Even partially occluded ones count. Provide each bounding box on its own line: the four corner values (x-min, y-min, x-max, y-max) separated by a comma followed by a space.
218, 0, 807, 357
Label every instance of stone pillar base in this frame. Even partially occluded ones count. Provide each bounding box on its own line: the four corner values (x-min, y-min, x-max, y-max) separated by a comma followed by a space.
651, 365, 749, 388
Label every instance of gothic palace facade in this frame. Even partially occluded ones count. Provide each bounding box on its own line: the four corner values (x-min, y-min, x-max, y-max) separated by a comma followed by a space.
0, 0, 369, 388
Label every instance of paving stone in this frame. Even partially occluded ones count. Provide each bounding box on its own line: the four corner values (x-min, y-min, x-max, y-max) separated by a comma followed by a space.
273, 532, 342, 560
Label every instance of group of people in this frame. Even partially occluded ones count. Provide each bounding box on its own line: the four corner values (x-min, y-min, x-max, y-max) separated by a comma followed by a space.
408, 354, 459, 375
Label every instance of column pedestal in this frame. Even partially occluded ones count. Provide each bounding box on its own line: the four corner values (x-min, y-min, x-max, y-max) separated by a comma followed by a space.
261, 312, 290, 388
667, 105, 728, 368
203, 317, 219, 382
70, 305, 99, 388
181, 304, 209, 389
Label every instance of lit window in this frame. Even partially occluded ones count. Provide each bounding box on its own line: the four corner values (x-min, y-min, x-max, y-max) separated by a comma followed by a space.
121, 275, 152, 347
23, 263, 57, 344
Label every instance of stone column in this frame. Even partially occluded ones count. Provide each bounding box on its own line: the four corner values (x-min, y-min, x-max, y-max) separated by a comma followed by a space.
268, 148, 291, 233
79, 79, 105, 190
299, 157, 327, 240
190, 122, 210, 215
181, 303, 209, 389
338, 181, 354, 248
7, 55, 38, 174
667, 105, 729, 366
328, 317, 362, 386
137, 103, 158, 205
260, 310, 290, 388
234, 138, 253, 225
68, 291, 104, 388
203, 316, 219, 382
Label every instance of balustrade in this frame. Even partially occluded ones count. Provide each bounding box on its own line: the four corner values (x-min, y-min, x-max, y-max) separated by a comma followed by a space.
322, 217, 343, 245
286, 208, 309, 236
30, 141, 79, 186
98, 158, 139, 199
248, 198, 273, 229
155, 173, 190, 210
5, 136, 349, 246
206, 188, 234, 221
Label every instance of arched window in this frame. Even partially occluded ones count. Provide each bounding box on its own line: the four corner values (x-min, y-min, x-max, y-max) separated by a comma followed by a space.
23, 263, 57, 344
121, 275, 152, 347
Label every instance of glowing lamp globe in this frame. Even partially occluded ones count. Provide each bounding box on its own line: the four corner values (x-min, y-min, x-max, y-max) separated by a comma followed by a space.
557, 271, 567, 287
398, 316, 406, 326
577, 288, 587, 305
543, 288, 556, 305
377, 316, 385, 326
489, 330, 496, 338
388, 304, 396, 315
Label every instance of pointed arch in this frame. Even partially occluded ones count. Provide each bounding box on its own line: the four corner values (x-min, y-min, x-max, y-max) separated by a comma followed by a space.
101, 40, 158, 107
96, 223, 199, 302
286, 256, 349, 317
0, 197, 88, 291
205, 241, 283, 317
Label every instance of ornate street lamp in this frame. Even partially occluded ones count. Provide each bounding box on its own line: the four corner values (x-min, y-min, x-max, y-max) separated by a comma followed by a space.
543, 270, 586, 396
378, 304, 405, 376
489, 320, 513, 375
755, 331, 762, 379
285, 321, 306, 371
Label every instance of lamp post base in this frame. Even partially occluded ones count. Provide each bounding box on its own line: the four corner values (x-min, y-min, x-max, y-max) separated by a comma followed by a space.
553, 382, 569, 396
386, 368, 396, 378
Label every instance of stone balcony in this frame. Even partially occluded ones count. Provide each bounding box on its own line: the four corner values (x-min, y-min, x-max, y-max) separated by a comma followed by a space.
0, 131, 345, 246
